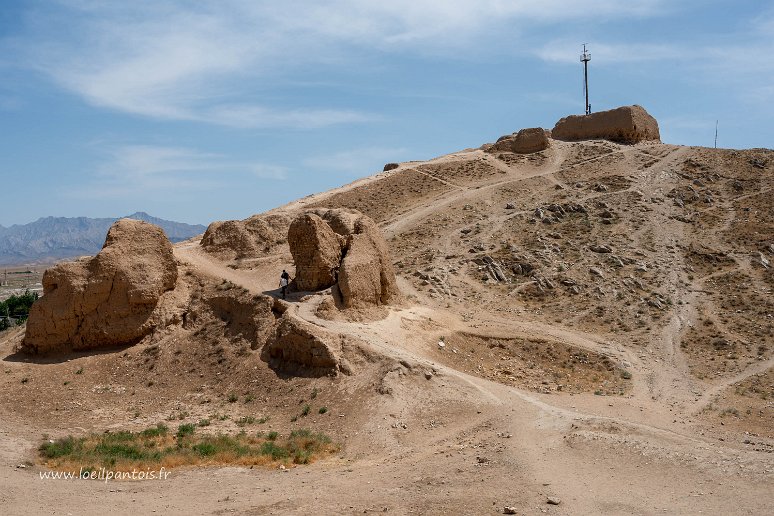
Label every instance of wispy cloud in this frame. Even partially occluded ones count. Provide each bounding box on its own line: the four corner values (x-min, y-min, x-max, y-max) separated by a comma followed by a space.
303, 146, 409, 177
70, 144, 286, 199
537, 41, 689, 65
9, 1, 667, 127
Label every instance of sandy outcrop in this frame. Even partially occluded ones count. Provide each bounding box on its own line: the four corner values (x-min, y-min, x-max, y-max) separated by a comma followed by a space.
22, 219, 178, 354
488, 127, 550, 154
288, 214, 344, 291
262, 312, 347, 376
552, 105, 660, 144
338, 217, 398, 308
200, 214, 289, 260
287, 209, 399, 307
199, 289, 276, 350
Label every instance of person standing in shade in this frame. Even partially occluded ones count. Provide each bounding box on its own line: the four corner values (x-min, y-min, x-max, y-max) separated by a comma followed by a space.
279, 270, 290, 299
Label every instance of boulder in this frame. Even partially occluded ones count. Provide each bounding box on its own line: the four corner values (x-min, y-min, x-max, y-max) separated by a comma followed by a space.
383, 163, 399, 171
287, 213, 344, 291
22, 219, 178, 354
552, 105, 660, 144
489, 127, 550, 154
201, 214, 289, 260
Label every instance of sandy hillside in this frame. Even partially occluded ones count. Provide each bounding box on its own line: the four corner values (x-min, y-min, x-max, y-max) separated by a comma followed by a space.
1, 136, 772, 515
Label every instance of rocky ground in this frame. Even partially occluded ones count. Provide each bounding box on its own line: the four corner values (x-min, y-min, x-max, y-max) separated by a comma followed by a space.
0, 133, 772, 514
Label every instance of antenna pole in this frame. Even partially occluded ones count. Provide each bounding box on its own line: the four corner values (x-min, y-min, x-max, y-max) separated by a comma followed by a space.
580, 44, 591, 115
714, 120, 718, 149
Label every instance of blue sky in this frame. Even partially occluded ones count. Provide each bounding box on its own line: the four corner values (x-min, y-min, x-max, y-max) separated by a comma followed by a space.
1, 0, 772, 226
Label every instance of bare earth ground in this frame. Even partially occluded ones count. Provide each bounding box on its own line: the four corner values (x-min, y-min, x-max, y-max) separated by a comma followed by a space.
1, 139, 772, 515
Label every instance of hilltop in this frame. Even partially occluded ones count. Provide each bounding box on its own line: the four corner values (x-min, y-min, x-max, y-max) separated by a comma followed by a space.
0, 107, 772, 514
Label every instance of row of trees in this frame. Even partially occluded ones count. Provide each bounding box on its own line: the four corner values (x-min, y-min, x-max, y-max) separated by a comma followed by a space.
0, 290, 38, 331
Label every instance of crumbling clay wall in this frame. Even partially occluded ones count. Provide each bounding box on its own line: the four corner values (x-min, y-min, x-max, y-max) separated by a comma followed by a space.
552, 105, 660, 144
22, 219, 178, 354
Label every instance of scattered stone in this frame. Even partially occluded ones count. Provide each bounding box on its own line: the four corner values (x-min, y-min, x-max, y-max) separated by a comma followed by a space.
505, 203, 516, 210
424, 371, 433, 380
589, 267, 604, 277
503, 507, 518, 515
755, 252, 770, 269
547, 497, 561, 505
749, 158, 767, 169
589, 244, 612, 253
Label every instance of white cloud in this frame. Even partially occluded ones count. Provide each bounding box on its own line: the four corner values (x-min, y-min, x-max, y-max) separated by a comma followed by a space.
11, 0, 667, 127
537, 41, 690, 65
69, 144, 286, 199
303, 146, 409, 177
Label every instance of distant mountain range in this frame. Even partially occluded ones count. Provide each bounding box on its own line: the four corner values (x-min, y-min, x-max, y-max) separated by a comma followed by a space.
0, 212, 206, 266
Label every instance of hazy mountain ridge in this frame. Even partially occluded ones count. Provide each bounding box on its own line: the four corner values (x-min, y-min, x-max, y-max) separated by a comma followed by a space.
0, 212, 205, 265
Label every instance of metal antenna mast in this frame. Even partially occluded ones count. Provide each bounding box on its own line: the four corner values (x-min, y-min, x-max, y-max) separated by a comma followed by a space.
580, 44, 591, 115
714, 120, 718, 148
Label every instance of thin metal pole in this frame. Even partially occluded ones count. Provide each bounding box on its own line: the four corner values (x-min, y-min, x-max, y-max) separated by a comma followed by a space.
584, 60, 590, 115
714, 120, 718, 148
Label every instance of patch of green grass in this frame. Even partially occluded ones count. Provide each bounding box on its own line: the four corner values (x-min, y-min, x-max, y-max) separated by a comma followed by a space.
310, 388, 318, 400
75, 367, 83, 375
176, 424, 196, 438
140, 424, 168, 438
301, 404, 310, 417
198, 419, 211, 427
257, 416, 270, 424
318, 407, 328, 414
243, 394, 254, 404
38, 424, 337, 473
227, 393, 238, 403
39, 436, 78, 459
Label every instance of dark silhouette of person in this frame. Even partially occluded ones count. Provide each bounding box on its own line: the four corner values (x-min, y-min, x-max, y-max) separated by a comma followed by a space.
279, 270, 290, 299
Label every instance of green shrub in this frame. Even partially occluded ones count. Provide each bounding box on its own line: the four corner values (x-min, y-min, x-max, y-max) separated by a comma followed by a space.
176, 424, 196, 438
39, 436, 77, 459
140, 424, 168, 438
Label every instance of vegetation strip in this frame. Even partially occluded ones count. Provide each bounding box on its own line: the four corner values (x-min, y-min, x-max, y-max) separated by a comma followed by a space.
39, 423, 337, 473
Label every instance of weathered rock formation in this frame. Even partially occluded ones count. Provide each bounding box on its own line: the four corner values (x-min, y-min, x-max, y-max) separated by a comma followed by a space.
22, 219, 178, 354
287, 213, 344, 291
488, 127, 551, 154
262, 312, 349, 376
201, 214, 289, 260
194, 288, 276, 350
287, 209, 399, 307
338, 217, 398, 307
552, 105, 660, 144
